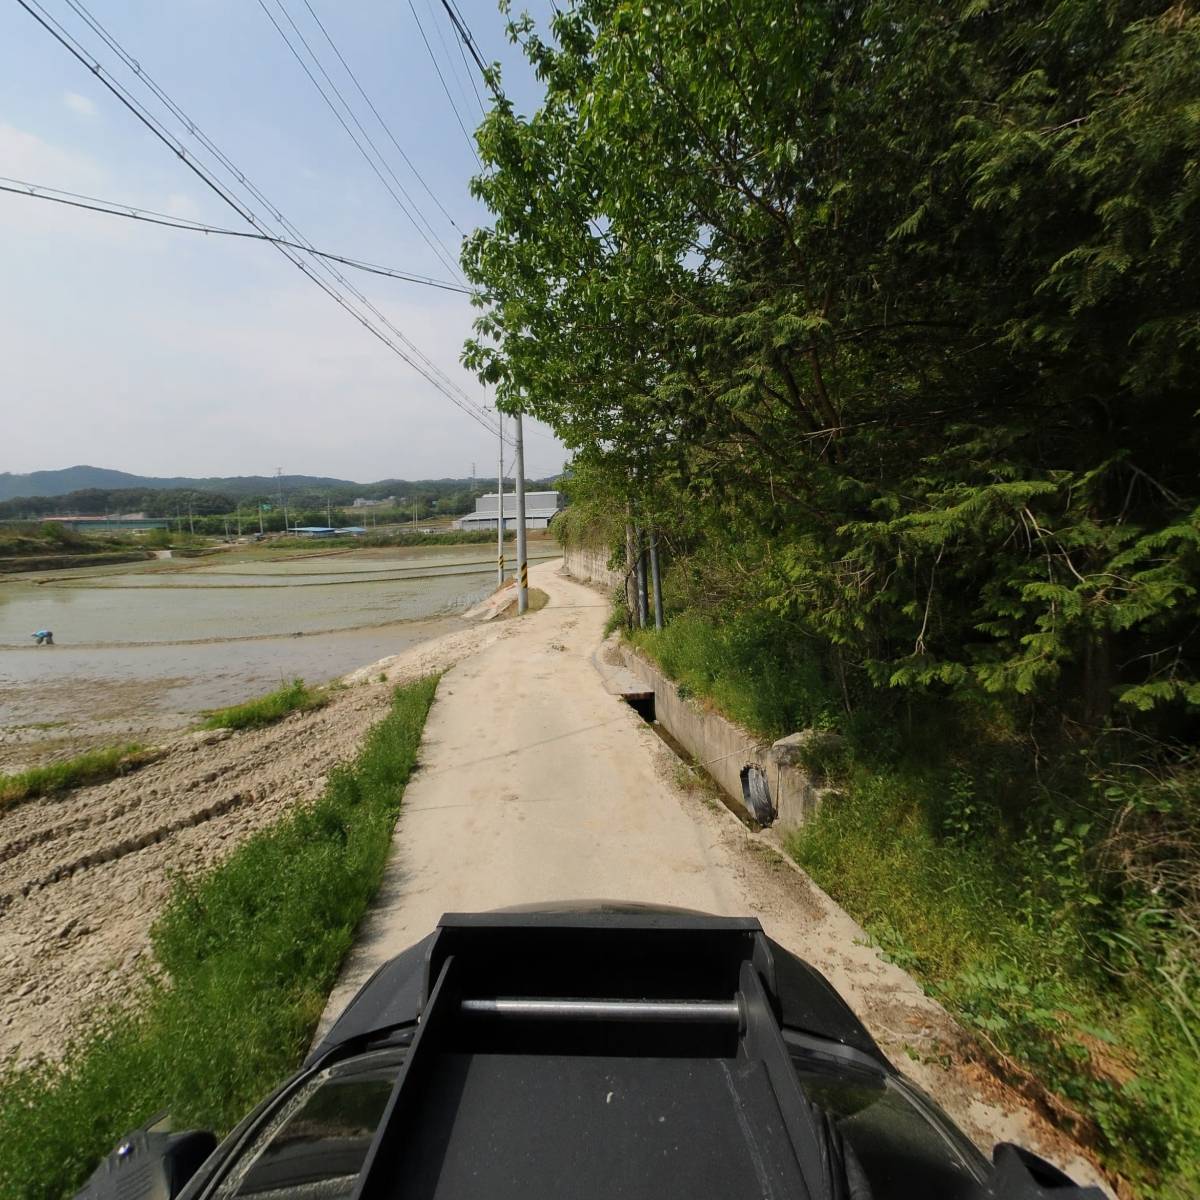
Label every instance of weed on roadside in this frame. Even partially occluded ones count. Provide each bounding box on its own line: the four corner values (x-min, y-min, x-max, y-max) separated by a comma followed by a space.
200, 679, 327, 731
0, 745, 155, 812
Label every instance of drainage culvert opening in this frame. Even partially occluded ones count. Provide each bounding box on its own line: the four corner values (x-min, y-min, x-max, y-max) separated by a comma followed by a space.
622, 692, 656, 722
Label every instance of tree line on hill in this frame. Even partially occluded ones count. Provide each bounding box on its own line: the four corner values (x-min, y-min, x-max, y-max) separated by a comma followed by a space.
0, 478, 552, 524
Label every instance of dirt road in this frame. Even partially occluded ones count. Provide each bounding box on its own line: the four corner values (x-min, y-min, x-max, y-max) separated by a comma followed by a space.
320, 559, 1106, 1190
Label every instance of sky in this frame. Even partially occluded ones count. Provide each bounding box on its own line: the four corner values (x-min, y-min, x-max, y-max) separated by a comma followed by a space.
0, 0, 567, 483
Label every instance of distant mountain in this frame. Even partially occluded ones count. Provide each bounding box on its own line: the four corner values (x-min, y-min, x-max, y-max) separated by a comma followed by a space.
0, 466, 561, 509
0, 466, 368, 502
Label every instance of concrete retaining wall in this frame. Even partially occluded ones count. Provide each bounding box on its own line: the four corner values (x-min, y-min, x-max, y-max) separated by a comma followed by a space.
621, 648, 828, 833
563, 543, 624, 592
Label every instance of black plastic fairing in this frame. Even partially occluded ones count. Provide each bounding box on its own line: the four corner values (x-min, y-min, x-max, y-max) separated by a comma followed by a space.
307, 933, 435, 1065
341, 912, 868, 1199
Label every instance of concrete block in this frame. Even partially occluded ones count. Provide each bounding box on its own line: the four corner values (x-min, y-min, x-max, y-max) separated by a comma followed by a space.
770, 730, 845, 770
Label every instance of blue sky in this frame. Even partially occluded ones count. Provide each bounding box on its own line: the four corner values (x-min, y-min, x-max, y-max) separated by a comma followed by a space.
0, 0, 566, 482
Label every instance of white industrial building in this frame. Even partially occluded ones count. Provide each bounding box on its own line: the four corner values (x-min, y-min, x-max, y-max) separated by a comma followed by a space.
455, 491, 566, 532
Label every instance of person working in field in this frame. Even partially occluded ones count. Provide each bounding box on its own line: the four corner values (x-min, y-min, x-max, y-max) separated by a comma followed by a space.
31, 629, 54, 645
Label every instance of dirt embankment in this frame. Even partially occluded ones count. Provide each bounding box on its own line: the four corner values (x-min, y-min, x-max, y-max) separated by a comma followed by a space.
0, 620, 514, 1066
0, 552, 153, 574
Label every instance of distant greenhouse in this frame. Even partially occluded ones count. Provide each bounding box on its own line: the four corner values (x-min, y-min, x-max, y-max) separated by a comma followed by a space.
454, 491, 565, 532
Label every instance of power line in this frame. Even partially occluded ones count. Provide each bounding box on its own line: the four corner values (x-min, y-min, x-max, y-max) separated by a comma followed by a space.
438, 0, 500, 105
49, 0, 485, 415
45, 0, 494, 426
407, 0, 482, 165
446, 0, 487, 115
297, 0, 467, 236
0, 177, 473, 292
16, 0, 503, 439
424, 0, 482, 119
255, 0, 465, 283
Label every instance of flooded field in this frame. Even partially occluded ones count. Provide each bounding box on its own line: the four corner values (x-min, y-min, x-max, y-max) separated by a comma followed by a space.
0, 543, 559, 768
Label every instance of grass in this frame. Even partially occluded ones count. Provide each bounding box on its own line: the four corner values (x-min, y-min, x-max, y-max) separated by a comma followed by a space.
787, 764, 1199, 1198
0, 523, 126, 558
0, 744, 155, 812
200, 679, 327, 730
630, 609, 839, 738
0, 675, 438, 1200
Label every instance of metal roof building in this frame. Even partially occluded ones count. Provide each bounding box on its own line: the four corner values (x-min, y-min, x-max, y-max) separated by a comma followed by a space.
455, 491, 566, 532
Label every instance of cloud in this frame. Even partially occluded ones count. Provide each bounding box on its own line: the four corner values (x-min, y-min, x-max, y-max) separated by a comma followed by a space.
0, 122, 105, 184
63, 91, 97, 119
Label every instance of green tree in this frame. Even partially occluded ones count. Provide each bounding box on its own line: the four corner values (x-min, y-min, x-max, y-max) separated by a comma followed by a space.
465, 0, 1199, 728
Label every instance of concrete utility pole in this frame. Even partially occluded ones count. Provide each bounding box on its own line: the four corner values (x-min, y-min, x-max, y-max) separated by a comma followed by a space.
515, 411, 529, 614
496, 413, 505, 588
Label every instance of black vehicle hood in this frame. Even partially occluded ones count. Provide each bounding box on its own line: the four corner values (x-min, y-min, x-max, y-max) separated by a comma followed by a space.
308, 905, 887, 1067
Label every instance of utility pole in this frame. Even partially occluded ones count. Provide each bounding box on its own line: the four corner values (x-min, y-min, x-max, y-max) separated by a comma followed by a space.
258, 504, 264, 535
496, 414, 505, 587
188, 501, 195, 536
515, 411, 528, 614
326, 498, 332, 528
236, 503, 242, 538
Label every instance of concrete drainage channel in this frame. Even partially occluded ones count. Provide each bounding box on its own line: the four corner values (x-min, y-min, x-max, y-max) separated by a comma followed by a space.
618, 689, 765, 832
605, 642, 843, 839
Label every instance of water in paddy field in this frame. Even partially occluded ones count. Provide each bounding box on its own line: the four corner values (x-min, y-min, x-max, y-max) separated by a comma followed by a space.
0, 545, 559, 766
